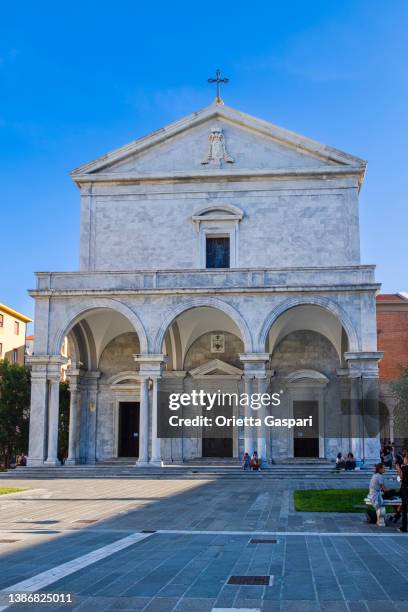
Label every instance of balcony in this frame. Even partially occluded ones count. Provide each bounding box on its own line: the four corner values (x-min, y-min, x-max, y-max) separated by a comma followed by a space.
30, 266, 378, 296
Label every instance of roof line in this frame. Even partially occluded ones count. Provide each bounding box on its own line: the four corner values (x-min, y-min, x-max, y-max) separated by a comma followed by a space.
0, 303, 33, 322
70, 102, 367, 179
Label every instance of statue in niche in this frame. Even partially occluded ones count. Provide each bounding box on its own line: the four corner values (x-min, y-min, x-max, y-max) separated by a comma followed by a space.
201, 126, 234, 167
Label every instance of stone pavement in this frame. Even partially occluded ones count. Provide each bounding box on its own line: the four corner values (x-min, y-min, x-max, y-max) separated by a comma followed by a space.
0, 474, 407, 611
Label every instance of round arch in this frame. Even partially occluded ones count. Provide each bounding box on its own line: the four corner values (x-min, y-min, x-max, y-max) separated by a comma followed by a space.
66, 320, 97, 370
153, 296, 253, 354
106, 371, 140, 386
52, 298, 149, 356
258, 296, 360, 353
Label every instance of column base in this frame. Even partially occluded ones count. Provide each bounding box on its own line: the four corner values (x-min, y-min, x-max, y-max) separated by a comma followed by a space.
65, 458, 77, 466
136, 459, 150, 467
44, 459, 60, 466
148, 459, 164, 467
27, 457, 47, 467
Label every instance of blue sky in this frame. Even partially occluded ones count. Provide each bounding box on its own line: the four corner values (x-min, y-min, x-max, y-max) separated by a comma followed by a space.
1, 1, 407, 325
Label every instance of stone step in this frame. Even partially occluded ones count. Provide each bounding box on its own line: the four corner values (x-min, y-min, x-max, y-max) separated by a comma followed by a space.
1, 464, 388, 480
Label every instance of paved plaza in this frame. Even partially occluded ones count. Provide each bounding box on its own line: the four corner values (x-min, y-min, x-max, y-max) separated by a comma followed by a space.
0, 474, 407, 611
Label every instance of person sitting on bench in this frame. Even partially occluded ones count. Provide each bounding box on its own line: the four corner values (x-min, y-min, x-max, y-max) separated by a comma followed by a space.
368, 463, 394, 526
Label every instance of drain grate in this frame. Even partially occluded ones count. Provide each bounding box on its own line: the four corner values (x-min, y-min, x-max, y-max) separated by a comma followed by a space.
250, 538, 277, 544
228, 575, 272, 586
74, 519, 98, 524
0, 539, 19, 544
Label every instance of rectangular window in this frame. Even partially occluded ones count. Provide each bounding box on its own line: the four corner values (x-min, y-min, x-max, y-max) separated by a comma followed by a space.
0, 343, 2, 357
206, 236, 230, 269
14, 321, 19, 335
0, 314, 3, 327
12, 349, 17, 363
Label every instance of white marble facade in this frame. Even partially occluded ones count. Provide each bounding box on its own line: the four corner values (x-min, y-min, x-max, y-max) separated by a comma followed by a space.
27, 102, 383, 466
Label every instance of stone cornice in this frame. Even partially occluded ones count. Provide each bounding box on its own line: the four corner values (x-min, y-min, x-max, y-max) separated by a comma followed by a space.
72, 165, 364, 187
33, 265, 377, 276
28, 284, 381, 298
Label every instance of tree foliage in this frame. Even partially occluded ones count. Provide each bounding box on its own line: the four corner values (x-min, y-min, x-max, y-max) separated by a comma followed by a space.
390, 364, 408, 447
0, 360, 31, 468
58, 381, 70, 461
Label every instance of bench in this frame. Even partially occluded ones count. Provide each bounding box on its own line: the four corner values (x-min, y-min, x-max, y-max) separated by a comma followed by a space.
364, 496, 401, 526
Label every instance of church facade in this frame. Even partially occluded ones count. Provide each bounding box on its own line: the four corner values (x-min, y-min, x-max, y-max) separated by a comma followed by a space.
27, 101, 383, 466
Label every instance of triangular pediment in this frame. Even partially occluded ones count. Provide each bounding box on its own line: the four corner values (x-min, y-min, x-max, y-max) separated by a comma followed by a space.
71, 103, 366, 183
189, 358, 243, 378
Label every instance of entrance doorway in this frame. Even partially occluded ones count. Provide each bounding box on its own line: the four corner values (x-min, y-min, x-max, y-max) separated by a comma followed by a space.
118, 402, 140, 457
202, 397, 233, 458
293, 400, 319, 458
202, 437, 233, 457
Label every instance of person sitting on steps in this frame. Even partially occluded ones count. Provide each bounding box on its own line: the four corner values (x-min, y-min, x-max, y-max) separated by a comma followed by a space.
242, 452, 250, 470
250, 450, 261, 471
345, 452, 356, 471
335, 452, 346, 469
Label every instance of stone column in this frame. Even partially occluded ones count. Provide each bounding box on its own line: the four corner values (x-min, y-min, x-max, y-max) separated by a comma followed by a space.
389, 414, 395, 444
27, 361, 49, 467
348, 374, 362, 460
150, 376, 162, 466
66, 368, 81, 465
133, 354, 168, 467
137, 376, 150, 466
256, 377, 268, 464
239, 353, 271, 467
243, 376, 254, 455
345, 351, 383, 463
85, 371, 100, 464
45, 375, 61, 466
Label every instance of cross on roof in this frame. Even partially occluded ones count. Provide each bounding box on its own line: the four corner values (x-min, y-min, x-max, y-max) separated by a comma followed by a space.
208, 69, 229, 105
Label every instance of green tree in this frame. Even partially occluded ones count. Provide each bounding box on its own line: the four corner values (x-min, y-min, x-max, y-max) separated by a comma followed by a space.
0, 360, 31, 469
58, 381, 70, 461
390, 364, 408, 447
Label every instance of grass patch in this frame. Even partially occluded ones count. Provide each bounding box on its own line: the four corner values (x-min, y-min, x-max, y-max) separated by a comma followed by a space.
0, 487, 27, 496
294, 488, 368, 512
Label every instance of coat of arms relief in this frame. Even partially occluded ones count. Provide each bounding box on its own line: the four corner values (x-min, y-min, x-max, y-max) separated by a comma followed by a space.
201, 126, 234, 168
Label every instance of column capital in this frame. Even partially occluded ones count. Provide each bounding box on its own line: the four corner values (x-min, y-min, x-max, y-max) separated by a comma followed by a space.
344, 351, 384, 378
82, 370, 101, 379
133, 353, 168, 379
344, 351, 384, 362
82, 370, 101, 387
26, 355, 67, 379
48, 373, 61, 384
26, 354, 68, 368
240, 353, 270, 378
239, 353, 270, 364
